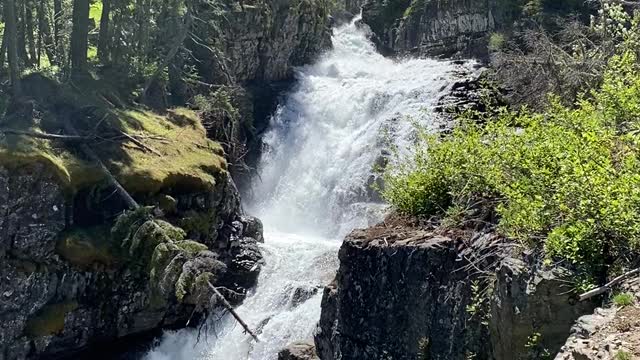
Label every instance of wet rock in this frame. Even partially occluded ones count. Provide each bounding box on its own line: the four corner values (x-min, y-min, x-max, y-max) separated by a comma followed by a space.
225, 237, 264, 290
279, 341, 320, 360
241, 216, 265, 243
316, 229, 485, 360
290, 285, 320, 308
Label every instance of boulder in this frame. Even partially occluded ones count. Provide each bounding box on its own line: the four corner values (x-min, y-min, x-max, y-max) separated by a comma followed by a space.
279, 341, 320, 360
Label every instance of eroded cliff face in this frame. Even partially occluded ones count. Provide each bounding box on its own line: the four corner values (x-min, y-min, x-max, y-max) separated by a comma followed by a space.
315, 216, 596, 360
360, 0, 516, 58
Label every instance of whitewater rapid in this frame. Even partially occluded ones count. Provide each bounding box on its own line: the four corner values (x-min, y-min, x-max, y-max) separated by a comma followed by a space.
144, 17, 474, 360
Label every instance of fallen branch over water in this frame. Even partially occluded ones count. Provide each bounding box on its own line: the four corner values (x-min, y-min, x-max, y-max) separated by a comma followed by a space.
208, 281, 260, 342
579, 267, 640, 301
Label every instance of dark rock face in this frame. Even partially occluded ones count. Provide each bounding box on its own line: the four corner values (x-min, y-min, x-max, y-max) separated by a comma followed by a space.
490, 259, 596, 360
316, 229, 492, 360
278, 341, 320, 360
194, 0, 332, 84
0, 164, 263, 360
316, 221, 596, 360
361, 0, 516, 58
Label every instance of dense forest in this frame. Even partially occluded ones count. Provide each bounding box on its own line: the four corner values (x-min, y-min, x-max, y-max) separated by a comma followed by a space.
0, 0, 225, 101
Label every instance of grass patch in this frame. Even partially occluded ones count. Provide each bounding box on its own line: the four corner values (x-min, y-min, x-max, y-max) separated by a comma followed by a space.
615, 350, 632, 360
613, 293, 635, 307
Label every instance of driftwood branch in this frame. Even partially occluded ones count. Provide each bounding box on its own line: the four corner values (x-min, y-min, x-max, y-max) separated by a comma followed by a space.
207, 281, 260, 342
579, 267, 640, 301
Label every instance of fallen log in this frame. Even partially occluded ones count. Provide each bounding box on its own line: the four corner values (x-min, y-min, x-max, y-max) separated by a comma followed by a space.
579, 267, 640, 301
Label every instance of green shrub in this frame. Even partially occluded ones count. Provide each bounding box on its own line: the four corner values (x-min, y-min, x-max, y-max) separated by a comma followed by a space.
613, 293, 634, 307
385, 51, 640, 271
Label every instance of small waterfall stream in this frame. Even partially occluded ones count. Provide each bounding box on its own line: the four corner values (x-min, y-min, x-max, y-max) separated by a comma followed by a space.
144, 17, 474, 360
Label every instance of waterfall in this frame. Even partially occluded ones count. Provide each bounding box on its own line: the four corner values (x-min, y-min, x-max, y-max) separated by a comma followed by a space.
143, 17, 475, 360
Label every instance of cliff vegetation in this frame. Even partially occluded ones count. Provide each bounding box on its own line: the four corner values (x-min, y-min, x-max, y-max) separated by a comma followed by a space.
385, 3, 640, 290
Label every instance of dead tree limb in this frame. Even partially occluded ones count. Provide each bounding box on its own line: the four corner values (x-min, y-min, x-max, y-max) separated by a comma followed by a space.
0, 128, 96, 141
61, 116, 139, 210
207, 281, 260, 342
579, 267, 640, 301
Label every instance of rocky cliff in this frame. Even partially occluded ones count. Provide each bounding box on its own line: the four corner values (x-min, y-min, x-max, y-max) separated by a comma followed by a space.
0, 76, 265, 359
360, 0, 514, 58
0, 0, 331, 356
194, 0, 331, 84
188, 0, 332, 187
315, 215, 596, 360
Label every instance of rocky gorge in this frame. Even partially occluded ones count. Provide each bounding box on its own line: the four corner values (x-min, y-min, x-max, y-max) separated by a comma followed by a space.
1, 0, 633, 359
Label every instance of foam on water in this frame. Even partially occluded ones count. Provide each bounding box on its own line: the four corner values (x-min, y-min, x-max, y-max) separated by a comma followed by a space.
144, 17, 473, 360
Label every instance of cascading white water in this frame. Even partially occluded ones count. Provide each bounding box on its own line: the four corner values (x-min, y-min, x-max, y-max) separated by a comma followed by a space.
144, 17, 475, 360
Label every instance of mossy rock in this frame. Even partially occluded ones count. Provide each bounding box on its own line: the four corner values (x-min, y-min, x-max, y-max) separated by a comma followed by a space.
179, 210, 217, 239
25, 302, 78, 337
175, 240, 209, 254
2, 73, 227, 196
56, 226, 115, 269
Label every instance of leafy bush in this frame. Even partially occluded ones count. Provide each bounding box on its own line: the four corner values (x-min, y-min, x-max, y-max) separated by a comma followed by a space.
385, 50, 640, 271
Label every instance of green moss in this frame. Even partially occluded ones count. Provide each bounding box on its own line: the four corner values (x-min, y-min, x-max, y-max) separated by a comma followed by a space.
122, 219, 185, 260
403, 0, 425, 18
175, 240, 208, 254
112, 207, 154, 243
111, 109, 226, 195
179, 210, 216, 238
56, 226, 115, 268
25, 302, 78, 337
175, 268, 195, 301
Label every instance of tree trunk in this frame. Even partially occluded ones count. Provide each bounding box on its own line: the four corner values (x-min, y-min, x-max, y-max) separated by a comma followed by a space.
38, 0, 56, 66
97, 0, 112, 62
70, 0, 90, 76
4, 0, 22, 95
24, 0, 37, 66
135, 0, 150, 54
53, 0, 62, 63
17, 0, 30, 65
0, 27, 8, 69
